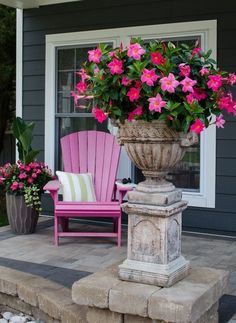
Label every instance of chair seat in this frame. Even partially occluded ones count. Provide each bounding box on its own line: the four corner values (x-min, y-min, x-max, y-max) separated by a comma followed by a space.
55, 201, 121, 217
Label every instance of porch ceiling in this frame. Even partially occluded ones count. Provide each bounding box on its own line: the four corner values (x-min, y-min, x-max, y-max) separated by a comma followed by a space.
0, 0, 82, 9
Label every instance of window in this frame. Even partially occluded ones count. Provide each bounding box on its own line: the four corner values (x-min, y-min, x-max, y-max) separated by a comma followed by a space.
45, 20, 217, 207
55, 45, 109, 170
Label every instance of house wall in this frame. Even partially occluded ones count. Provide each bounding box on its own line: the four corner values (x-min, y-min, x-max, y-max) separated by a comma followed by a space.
22, 0, 236, 235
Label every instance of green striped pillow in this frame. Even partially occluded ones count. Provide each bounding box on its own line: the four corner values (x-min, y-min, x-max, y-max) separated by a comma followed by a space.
56, 171, 96, 202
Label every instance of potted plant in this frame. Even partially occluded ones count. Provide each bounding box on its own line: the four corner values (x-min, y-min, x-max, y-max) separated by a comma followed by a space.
73, 39, 236, 190
0, 117, 53, 234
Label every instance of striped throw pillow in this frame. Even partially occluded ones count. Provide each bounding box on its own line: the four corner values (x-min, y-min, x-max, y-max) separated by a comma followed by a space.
56, 171, 96, 202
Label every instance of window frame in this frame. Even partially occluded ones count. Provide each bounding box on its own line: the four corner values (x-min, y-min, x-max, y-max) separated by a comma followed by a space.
45, 19, 217, 208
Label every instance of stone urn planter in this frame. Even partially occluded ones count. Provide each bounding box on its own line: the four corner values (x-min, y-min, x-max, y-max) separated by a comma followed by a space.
6, 193, 39, 234
117, 120, 198, 287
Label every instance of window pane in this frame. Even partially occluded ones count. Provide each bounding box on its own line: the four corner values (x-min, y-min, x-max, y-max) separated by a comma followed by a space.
58, 48, 75, 71
166, 141, 200, 191
58, 71, 74, 92
57, 91, 74, 113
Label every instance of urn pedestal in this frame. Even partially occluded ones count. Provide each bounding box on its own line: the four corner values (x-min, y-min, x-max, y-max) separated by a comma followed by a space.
118, 193, 189, 287
117, 120, 197, 287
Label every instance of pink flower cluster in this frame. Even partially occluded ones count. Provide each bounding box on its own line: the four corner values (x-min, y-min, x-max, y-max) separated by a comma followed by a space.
72, 42, 236, 134
0, 161, 52, 193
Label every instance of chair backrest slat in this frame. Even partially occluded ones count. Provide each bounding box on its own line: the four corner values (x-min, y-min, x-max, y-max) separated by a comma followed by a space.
100, 135, 116, 201
61, 135, 72, 172
60, 131, 121, 202
69, 132, 80, 173
105, 140, 121, 201
78, 131, 88, 173
94, 132, 106, 201
87, 131, 97, 182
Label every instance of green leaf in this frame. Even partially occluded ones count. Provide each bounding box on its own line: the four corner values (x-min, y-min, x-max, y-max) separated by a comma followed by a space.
19, 127, 33, 153
24, 150, 40, 164
12, 117, 27, 140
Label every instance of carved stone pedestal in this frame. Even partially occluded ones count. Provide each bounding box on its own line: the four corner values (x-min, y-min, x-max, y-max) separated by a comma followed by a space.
118, 188, 189, 287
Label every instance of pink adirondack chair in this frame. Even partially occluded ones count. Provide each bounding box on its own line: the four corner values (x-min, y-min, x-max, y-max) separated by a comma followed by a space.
44, 130, 131, 247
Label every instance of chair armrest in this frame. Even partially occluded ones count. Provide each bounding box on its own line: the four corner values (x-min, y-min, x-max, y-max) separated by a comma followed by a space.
115, 180, 136, 203
43, 180, 60, 192
44, 180, 60, 205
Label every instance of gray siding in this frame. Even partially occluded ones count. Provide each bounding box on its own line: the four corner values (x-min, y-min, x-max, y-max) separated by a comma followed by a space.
23, 0, 236, 234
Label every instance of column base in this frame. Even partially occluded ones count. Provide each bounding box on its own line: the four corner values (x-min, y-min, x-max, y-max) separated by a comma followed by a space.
118, 255, 190, 287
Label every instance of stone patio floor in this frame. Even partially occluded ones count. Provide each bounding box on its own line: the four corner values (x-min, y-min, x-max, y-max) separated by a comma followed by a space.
0, 216, 235, 322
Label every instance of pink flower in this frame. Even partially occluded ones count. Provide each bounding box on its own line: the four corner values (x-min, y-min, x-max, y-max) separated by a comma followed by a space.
215, 114, 225, 128
134, 80, 142, 89
179, 64, 191, 77
121, 77, 132, 86
92, 106, 108, 123
218, 95, 236, 114
186, 93, 195, 105
148, 94, 167, 112
180, 77, 197, 93
107, 59, 124, 75
128, 105, 143, 121
227, 73, 236, 85
27, 178, 34, 184
127, 43, 145, 60
141, 68, 159, 86
160, 73, 179, 93
94, 66, 100, 75
10, 181, 19, 191
127, 87, 140, 102
88, 48, 102, 63
25, 166, 31, 172
19, 172, 27, 180
193, 88, 207, 101
36, 169, 42, 174
150, 51, 166, 65
192, 47, 201, 56
207, 75, 222, 92
190, 119, 205, 134
199, 67, 209, 76
109, 51, 115, 58
77, 68, 89, 82
18, 183, 24, 189
32, 173, 38, 179
76, 81, 87, 94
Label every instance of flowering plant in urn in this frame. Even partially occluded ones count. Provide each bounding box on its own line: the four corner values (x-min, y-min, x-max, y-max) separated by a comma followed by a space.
73, 39, 236, 193
0, 161, 53, 212
0, 118, 54, 234
73, 39, 236, 133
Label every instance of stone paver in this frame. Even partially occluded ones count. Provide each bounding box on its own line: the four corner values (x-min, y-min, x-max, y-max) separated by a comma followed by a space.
0, 217, 235, 321
72, 265, 120, 308
109, 281, 160, 317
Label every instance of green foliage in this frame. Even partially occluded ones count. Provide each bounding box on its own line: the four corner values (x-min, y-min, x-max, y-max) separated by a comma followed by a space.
24, 186, 42, 212
12, 117, 40, 164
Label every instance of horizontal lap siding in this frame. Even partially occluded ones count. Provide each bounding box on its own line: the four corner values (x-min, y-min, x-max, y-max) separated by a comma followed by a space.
23, 0, 236, 233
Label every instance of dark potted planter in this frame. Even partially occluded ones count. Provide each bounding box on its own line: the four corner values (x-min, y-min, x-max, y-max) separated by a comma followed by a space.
6, 193, 39, 234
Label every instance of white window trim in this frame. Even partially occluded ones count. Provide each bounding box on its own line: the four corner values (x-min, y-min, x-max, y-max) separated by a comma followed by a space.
45, 19, 217, 208
16, 8, 23, 161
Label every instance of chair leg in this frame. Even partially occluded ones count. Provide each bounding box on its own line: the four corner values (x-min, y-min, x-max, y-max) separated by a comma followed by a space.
117, 215, 122, 247
54, 215, 59, 246
60, 218, 69, 232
